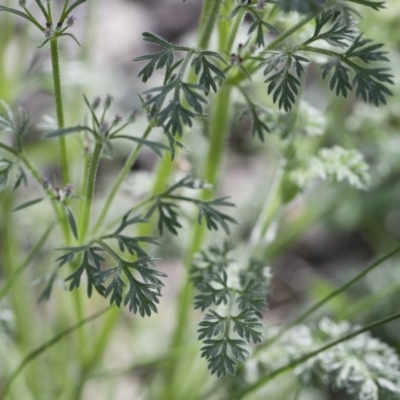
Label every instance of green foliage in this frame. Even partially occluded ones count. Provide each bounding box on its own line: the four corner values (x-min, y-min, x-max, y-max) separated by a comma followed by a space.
134, 32, 227, 138
44, 211, 165, 317
262, 52, 309, 111
1, 0, 400, 398
145, 176, 238, 235
190, 242, 271, 377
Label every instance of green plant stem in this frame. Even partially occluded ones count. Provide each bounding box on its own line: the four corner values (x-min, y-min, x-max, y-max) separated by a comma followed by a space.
78, 142, 103, 240
93, 124, 153, 234
0, 222, 55, 301
235, 309, 400, 399
20, 152, 71, 243
50, 38, 69, 185
226, 8, 246, 55
255, 244, 400, 352
228, 5, 328, 86
22, 7, 45, 32
244, 165, 284, 261
338, 280, 400, 321
163, 83, 233, 400
138, 0, 224, 237
0, 192, 39, 398
0, 142, 17, 155
0, 307, 111, 400
197, 0, 224, 49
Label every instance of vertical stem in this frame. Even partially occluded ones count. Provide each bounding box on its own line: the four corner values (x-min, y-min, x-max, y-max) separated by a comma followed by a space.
197, 0, 224, 49
244, 165, 284, 261
163, 83, 233, 400
78, 142, 103, 240
93, 124, 153, 234
50, 38, 69, 185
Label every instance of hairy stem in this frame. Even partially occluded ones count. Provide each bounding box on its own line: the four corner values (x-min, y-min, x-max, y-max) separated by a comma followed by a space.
50, 38, 69, 185
93, 124, 153, 234
78, 142, 103, 240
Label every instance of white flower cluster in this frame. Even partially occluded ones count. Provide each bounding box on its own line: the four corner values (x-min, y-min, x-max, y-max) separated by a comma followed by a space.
285, 318, 400, 400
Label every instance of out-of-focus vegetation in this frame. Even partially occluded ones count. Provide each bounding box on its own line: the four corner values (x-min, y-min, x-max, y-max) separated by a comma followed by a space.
1, 1, 400, 399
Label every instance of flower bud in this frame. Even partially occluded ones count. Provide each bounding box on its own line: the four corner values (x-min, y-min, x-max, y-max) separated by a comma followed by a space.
44, 25, 53, 38
91, 96, 101, 110
66, 15, 76, 27
127, 108, 140, 123
111, 114, 124, 127
99, 121, 110, 136
104, 94, 114, 110
19, 0, 27, 7
42, 178, 51, 190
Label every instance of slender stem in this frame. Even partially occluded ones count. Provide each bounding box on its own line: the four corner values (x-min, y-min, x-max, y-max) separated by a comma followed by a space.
0, 142, 18, 156
235, 310, 400, 399
50, 38, 69, 185
0, 308, 111, 399
23, 7, 45, 31
338, 280, 400, 321
244, 164, 284, 261
60, 0, 70, 21
163, 83, 233, 399
93, 124, 153, 234
78, 142, 103, 240
197, 0, 224, 49
255, 244, 400, 352
20, 152, 71, 243
226, 8, 246, 55
228, 5, 328, 86
0, 222, 55, 301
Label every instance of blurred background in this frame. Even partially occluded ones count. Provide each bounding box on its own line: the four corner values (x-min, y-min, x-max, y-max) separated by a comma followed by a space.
1, 0, 400, 399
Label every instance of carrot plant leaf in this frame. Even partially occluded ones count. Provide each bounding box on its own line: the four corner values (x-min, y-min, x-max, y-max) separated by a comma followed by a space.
145, 176, 237, 235
262, 52, 309, 111
191, 242, 271, 377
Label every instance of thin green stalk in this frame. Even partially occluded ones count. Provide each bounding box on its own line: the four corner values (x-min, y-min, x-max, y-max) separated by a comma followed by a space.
197, 0, 224, 49
93, 124, 153, 234
0, 222, 55, 301
243, 164, 284, 262
78, 142, 103, 240
138, 0, 224, 238
338, 280, 400, 322
0, 142, 18, 155
235, 309, 400, 399
226, 8, 246, 55
20, 152, 71, 243
0, 308, 111, 400
0, 192, 39, 398
83, 308, 120, 371
163, 83, 233, 400
60, 0, 70, 20
50, 38, 69, 185
255, 244, 400, 352
228, 5, 330, 86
